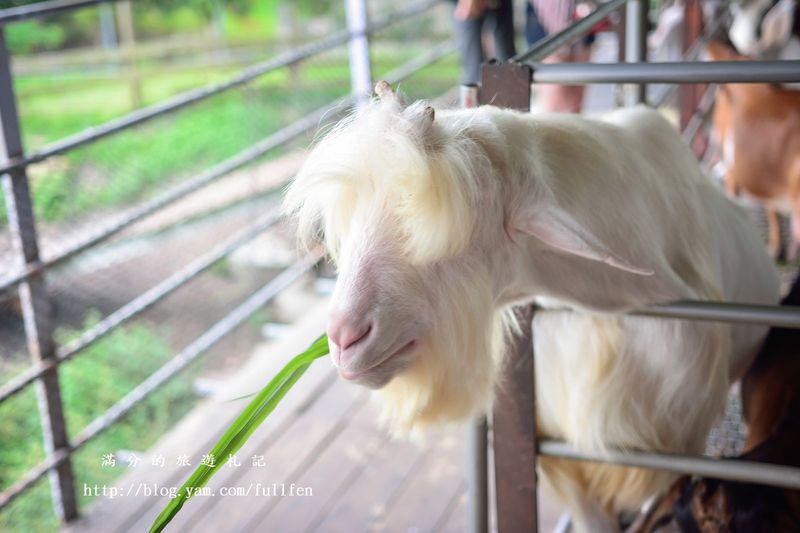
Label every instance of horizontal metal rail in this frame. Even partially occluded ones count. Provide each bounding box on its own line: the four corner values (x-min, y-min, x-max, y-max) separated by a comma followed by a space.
539, 440, 800, 490
0, 98, 345, 294
0, 250, 323, 513
0, 41, 458, 400
527, 60, 800, 84
0, 39, 455, 296
0, 207, 283, 404
512, 0, 628, 63
630, 300, 800, 329
0, 0, 440, 175
0, 0, 118, 24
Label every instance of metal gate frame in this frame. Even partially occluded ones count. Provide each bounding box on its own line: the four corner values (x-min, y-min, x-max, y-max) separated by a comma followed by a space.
471, 1, 800, 531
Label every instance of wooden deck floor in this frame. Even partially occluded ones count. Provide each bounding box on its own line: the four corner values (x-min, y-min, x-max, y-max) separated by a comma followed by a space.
65, 296, 493, 532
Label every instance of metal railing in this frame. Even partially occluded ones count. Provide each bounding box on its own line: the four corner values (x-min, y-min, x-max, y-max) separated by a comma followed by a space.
0, 0, 456, 522
475, 1, 800, 532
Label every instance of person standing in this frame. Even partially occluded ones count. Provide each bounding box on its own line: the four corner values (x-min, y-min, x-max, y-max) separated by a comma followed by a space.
452, 0, 517, 86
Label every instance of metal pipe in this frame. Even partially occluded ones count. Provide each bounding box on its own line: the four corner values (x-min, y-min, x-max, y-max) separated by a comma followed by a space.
0, 208, 283, 404
0, 0, 441, 175
513, 0, 629, 63
345, 0, 373, 108
0, 40, 454, 296
0, 0, 118, 24
539, 440, 800, 490
0, 251, 323, 513
681, 84, 716, 143
624, 0, 648, 105
0, 100, 345, 295
467, 417, 489, 533
630, 301, 800, 329
527, 60, 800, 84
0, 27, 78, 521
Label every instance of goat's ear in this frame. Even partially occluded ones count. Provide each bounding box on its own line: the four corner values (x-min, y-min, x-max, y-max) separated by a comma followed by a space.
761, 0, 796, 50
514, 203, 654, 276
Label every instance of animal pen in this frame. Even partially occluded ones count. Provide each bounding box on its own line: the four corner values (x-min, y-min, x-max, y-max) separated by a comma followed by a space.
474, 0, 800, 531
0, 0, 798, 533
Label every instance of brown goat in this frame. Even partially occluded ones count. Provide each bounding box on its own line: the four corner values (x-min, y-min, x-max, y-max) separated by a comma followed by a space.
708, 40, 800, 260
632, 275, 800, 532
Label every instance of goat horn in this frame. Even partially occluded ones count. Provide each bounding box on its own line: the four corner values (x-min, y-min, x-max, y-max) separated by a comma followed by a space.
375, 80, 394, 99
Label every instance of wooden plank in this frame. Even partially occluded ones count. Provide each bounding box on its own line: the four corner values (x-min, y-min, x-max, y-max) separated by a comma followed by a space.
374, 428, 467, 532
66, 301, 332, 532
306, 422, 425, 531
492, 308, 538, 533
176, 381, 368, 532
435, 481, 468, 533
253, 403, 387, 531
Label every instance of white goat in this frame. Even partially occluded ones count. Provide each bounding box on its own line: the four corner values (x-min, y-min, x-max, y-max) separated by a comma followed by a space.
285, 82, 780, 531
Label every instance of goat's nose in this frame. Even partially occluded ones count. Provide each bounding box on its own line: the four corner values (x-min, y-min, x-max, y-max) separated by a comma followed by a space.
327, 314, 372, 353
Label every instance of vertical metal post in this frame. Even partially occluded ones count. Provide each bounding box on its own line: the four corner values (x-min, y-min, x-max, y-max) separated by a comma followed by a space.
0, 28, 77, 522
345, 0, 373, 108
467, 418, 489, 533
479, 64, 538, 532
491, 308, 538, 533
624, 0, 648, 105
461, 77, 488, 533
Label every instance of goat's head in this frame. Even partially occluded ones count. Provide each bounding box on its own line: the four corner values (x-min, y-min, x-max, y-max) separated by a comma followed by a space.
285, 82, 653, 433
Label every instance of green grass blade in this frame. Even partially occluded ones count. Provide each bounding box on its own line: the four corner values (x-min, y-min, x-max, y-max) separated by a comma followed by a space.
149, 335, 330, 533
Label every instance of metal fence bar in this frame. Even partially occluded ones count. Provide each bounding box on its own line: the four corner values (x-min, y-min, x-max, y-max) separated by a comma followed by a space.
0, 28, 77, 521
0, 251, 323, 513
0, 39, 455, 296
0, 98, 347, 294
0, 0, 440, 176
512, 0, 629, 63
630, 301, 800, 328
681, 84, 716, 143
0, 208, 283, 404
623, 0, 648, 105
467, 418, 489, 533
346, 0, 372, 108
0, 0, 118, 24
539, 440, 800, 490
527, 60, 800, 84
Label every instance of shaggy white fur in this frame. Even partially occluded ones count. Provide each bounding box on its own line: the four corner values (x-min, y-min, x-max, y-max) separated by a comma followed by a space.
285, 86, 780, 531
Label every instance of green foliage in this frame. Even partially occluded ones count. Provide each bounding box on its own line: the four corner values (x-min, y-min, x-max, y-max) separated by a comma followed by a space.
150, 334, 329, 533
0, 314, 199, 533
5, 21, 66, 54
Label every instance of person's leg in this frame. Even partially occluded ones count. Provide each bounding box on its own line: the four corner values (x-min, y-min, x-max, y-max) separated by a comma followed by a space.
491, 0, 517, 60
453, 6, 486, 85
536, 45, 590, 113
525, 2, 548, 47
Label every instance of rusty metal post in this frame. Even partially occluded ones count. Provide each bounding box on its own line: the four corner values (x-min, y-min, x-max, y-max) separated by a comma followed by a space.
491, 308, 538, 533
479, 62, 538, 532
461, 83, 489, 533
0, 28, 77, 521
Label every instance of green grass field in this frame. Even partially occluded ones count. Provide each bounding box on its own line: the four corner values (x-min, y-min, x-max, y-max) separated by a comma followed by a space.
4, 49, 457, 229
0, 316, 197, 533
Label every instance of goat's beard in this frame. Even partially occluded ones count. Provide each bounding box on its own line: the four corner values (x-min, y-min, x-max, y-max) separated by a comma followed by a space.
374, 266, 514, 437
